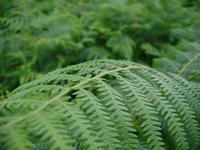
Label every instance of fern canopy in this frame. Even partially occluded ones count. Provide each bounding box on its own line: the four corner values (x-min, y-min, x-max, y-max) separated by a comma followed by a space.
153, 41, 200, 82
0, 59, 200, 150
1, 0, 200, 94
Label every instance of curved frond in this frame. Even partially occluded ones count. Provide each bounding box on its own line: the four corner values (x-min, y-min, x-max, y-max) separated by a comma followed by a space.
0, 60, 199, 150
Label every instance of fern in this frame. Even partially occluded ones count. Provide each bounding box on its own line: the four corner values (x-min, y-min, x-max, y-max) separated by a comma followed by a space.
0, 59, 200, 150
153, 41, 200, 82
1, 0, 200, 94
106, 33, 135, 60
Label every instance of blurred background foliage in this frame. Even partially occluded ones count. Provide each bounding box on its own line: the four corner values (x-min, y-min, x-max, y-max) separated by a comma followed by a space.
0, 0, 200, 94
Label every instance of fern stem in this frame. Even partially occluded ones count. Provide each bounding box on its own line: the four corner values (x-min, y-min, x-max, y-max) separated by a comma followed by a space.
177, 53, 200, 76
2, 65, 143, 128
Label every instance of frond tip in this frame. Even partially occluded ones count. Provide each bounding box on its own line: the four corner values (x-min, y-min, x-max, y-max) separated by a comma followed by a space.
0, 59, 200, 150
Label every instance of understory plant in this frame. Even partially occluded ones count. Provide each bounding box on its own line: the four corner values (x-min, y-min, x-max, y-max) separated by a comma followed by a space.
1, 0, 200, 93
0, 60, 200, 150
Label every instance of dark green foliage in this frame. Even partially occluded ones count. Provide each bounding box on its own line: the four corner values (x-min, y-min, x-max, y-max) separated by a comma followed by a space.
1, 1, 200, 149
0, 60, 200, 150
153, 41, 200, 82
1, 0, 200, 93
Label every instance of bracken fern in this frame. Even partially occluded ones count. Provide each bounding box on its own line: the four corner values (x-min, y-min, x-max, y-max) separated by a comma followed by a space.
0, 59, 200, 150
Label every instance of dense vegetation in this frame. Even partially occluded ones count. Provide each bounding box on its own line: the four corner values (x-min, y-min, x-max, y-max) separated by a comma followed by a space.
1, 0, 200, 94
1, 60, 200, 150
0, 0, 200, 149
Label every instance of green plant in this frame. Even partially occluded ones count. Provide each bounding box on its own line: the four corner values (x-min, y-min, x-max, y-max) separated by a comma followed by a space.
1, 0, 200, 94
153, 41, 200, 82
0, 60, 200, 150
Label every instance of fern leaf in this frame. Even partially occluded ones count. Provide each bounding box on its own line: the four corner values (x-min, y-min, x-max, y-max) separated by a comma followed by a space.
168, 74, 200, 119
0, 126, 33, 150
140, 69, 200, 145
0, 59, 199, 150
54, 101, 103, 150
95, 79, 139, 149
125, 71, 189, 150
28, 112, 75, 150
114, 73, 165, 150
75, 88, 121, 150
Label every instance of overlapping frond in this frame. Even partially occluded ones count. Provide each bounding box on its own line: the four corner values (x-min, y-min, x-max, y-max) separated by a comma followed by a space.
153, 42, 200, 82
0, 59, 200, 150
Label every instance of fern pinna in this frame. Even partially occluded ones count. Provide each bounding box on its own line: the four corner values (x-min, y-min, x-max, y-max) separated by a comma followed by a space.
0, 60, 200, 150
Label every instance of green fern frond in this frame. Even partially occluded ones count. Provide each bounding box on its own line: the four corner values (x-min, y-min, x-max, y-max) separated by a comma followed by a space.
168, 74, 200, 119
75, 88, 121, 149
0, 59, 200, 150
123, 71, 189, 150
28, 112, 75, 150
54, 101, 103, 150
153, 42, 200, 82
106, 34, 135, 60
139, 69, 200, 144
0, 126, 34, 150
114, 73, 165, 150
95, 79, 139, 149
